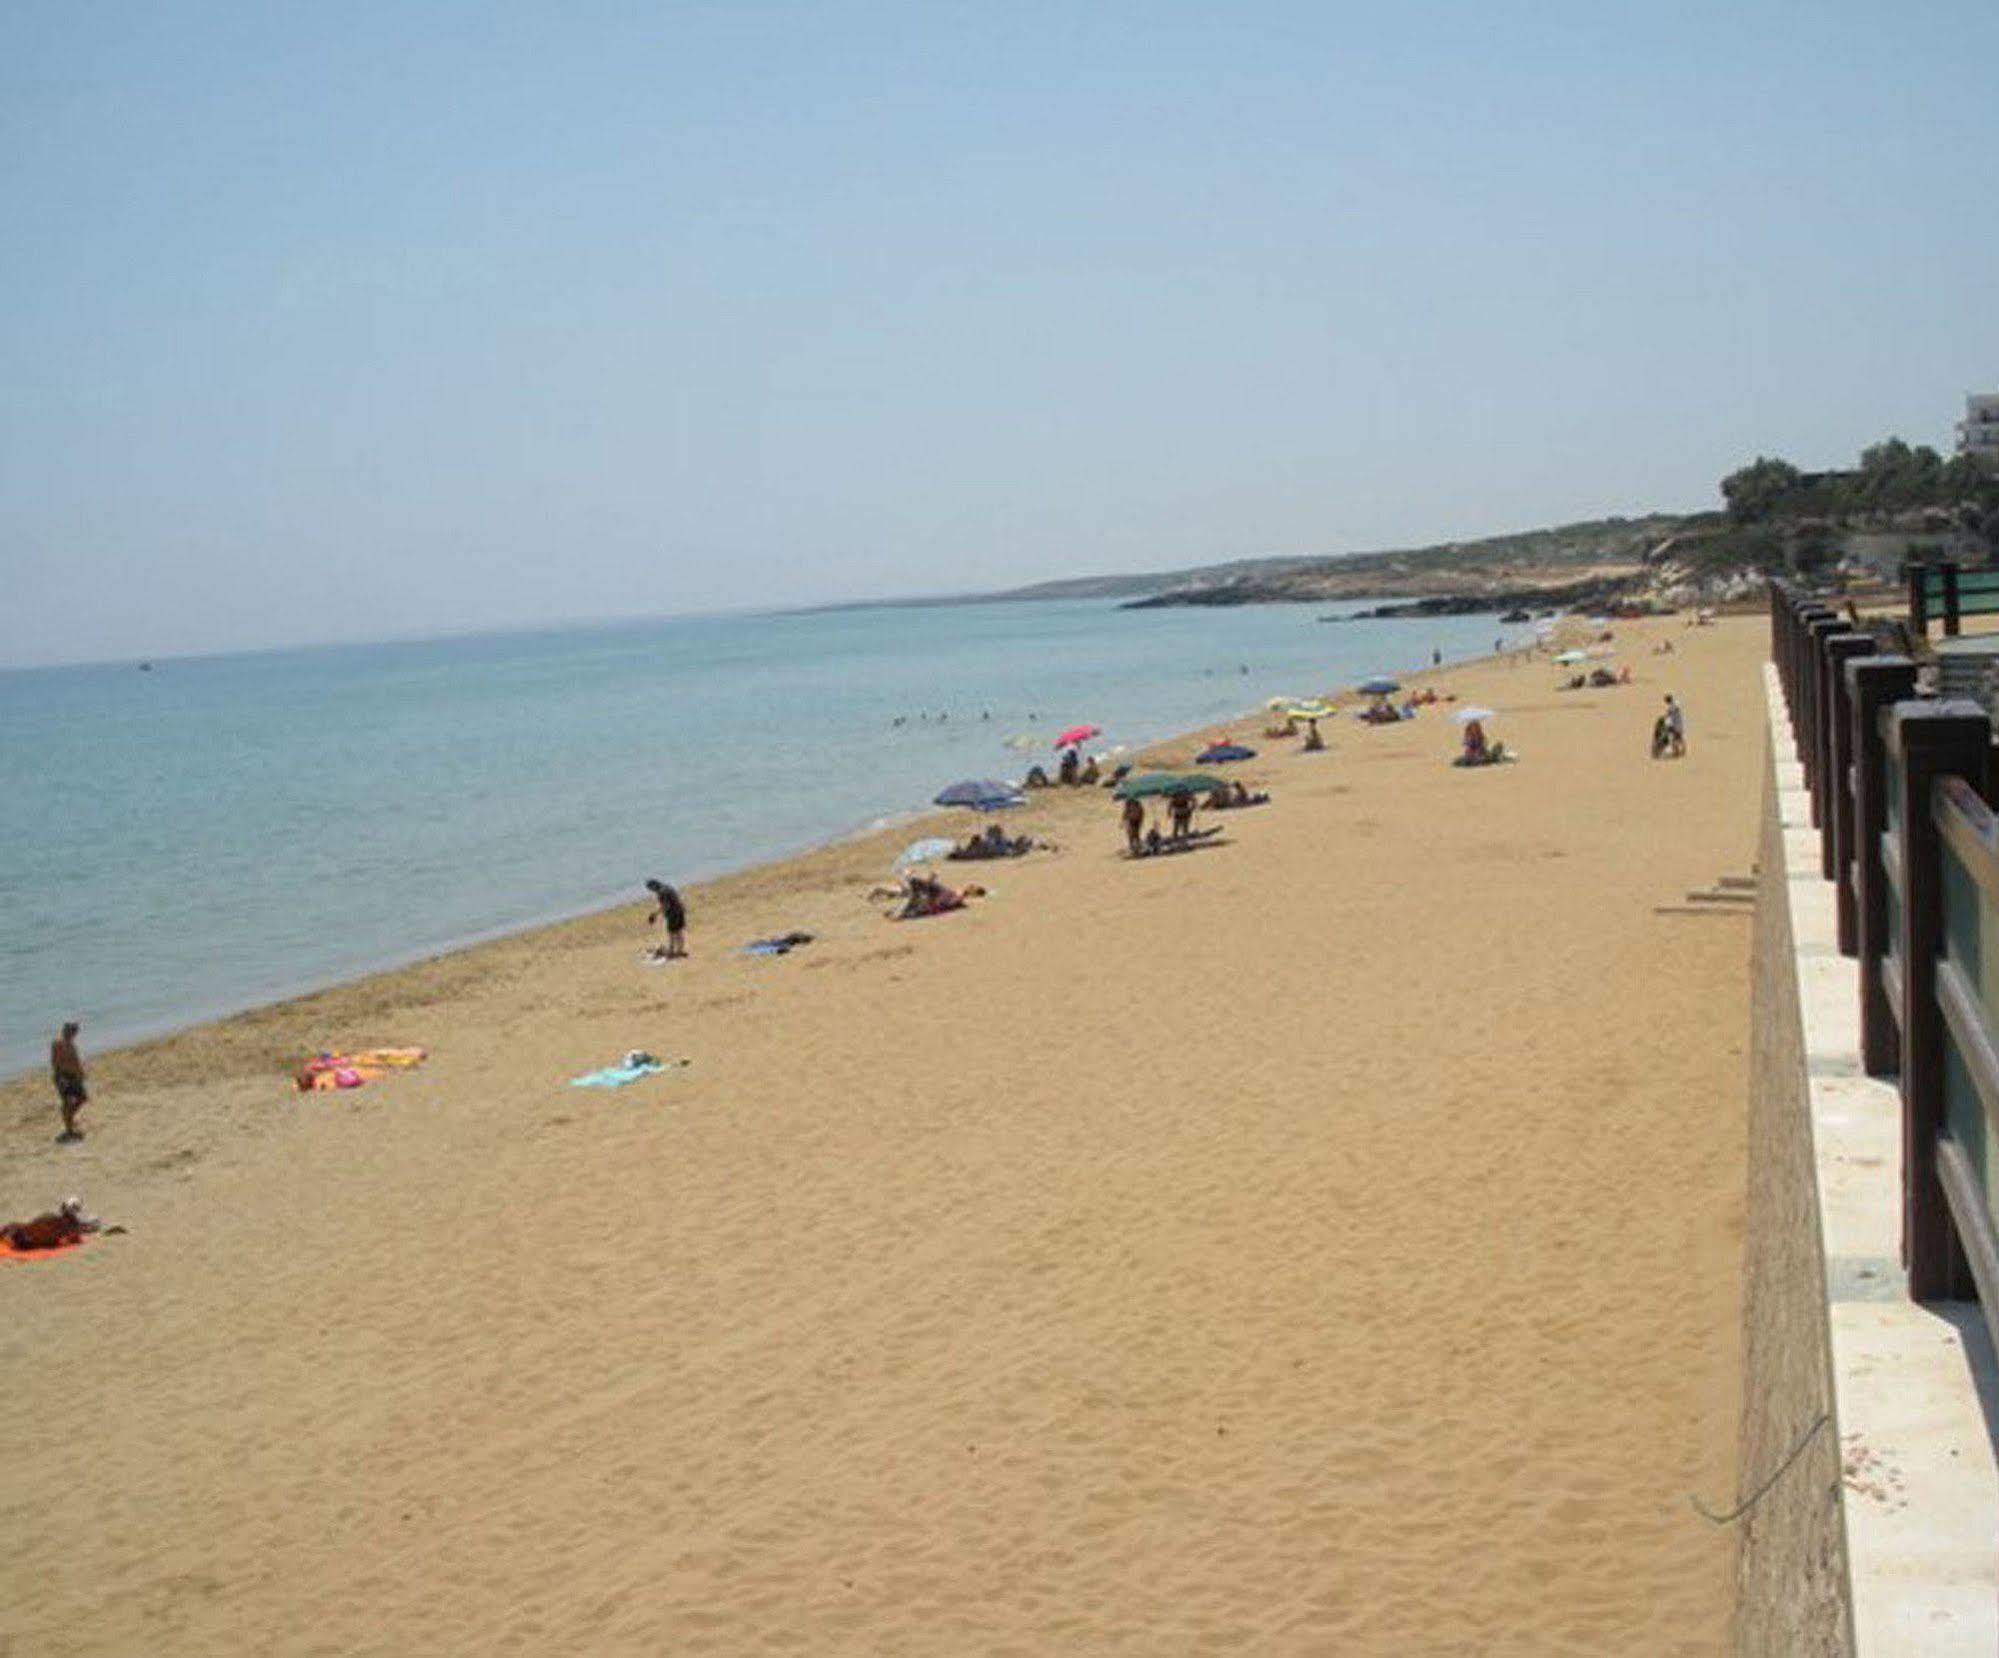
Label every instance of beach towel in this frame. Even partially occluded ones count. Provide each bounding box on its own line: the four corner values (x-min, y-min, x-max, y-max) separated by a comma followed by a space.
568, 1057, 686, 1088
740, 931, 814, 956
296, 1047, 427, 1092
0, 1233, 87, 1262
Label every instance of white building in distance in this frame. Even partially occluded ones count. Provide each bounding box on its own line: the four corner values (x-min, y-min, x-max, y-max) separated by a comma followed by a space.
1959, 393, 1999, 473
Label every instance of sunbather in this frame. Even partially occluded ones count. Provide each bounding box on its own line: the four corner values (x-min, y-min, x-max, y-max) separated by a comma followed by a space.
3, 1197, 100, 1252
897, 875, 981, 918
952, 825, 1029, 860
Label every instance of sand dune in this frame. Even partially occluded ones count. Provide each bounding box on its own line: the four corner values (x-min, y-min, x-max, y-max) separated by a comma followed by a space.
0, 616, 1759, 1654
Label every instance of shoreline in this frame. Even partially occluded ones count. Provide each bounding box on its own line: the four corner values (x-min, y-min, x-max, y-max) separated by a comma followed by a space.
1, 634, 1523, 1094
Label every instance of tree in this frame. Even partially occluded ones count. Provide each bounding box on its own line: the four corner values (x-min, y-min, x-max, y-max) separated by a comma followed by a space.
1790, 523, 1838, 573
1720, 456, 1803, 524
1852, 437, 1947, 511
1943, 452, 1990, 497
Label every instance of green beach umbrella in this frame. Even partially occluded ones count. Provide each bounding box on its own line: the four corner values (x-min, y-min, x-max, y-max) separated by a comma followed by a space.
1113, 772, 1227, 800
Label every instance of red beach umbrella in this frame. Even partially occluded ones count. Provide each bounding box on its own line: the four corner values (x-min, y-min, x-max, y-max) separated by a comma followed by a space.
1054, 724, 1100, 749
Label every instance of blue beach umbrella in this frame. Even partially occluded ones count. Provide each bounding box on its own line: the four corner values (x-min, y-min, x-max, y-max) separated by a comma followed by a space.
1356, 677, 1401, 696
934, 779, 1024, 810
1196, 742, 1257, 764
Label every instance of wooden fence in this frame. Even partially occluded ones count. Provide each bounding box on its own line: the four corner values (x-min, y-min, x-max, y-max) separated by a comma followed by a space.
1770, 581, 1999, 1356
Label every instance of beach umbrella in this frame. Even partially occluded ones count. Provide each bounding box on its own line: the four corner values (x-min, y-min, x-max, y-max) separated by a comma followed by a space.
1113, 772, 1227, 800
934, 779, 1024, 810
1265, 695, 1299, 711
1054, 723, 1100, 749
1552, 650, 1588, 665
1356, 677, 1401, 696
894, 836, 958, 868
1285, 700, 1334, 721
1452, 706, 1497, 726
1197, 741, 1257, 764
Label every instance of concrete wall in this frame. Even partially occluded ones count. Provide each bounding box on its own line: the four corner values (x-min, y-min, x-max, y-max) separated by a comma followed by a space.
1734, 751, 1854, 1655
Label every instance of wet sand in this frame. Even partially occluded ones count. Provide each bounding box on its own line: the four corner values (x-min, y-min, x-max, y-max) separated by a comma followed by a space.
1, 615, 1759, 1655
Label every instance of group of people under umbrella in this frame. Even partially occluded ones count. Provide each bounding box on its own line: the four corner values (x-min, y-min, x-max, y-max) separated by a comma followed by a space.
889, 729, 1100, 913
901, 680, 1516, 892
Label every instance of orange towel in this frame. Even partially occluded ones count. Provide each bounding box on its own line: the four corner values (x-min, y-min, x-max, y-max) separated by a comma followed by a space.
0, 1233, 86, 1262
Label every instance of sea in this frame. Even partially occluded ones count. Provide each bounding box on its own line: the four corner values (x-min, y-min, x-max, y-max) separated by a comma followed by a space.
0, 598, 1526, 1079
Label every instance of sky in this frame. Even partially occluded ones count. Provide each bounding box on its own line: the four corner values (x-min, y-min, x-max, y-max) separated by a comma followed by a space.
3, 1, 1996, 667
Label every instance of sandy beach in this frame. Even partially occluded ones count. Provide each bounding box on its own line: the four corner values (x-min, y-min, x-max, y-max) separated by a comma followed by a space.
1, 615, 1761, 1655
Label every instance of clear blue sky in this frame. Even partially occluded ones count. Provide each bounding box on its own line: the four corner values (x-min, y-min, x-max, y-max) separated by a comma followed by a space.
4, 1, 1994, 666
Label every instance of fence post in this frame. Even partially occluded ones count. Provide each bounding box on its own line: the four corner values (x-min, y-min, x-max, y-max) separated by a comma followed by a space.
1821, 632, 1875, 885
1771, 583, 1793, 703
1909, 561, 1931, 639
1888, 699, 1989, 1299
1854, 660, 1920, 1068
1804, 615, 1843, 822
1942, 560, 1962, 639
1790, 600, 1829, 758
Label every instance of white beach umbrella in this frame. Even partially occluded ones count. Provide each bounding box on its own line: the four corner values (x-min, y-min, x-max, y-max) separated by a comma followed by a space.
1452, 706, 1497, 725
894, 836, 958, 869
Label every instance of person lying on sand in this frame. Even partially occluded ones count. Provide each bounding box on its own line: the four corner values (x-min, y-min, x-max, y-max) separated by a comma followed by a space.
896, 875, 984, 919
3, 1197, 102, 1252
951, 825, 1031, 860
1132, 825, 1223, 857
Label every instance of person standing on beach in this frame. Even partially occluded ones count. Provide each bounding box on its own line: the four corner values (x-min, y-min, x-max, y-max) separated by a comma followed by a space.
1663, 695, 1686, 757
1121, 795, 1145, 857
645, 880, 688, 959
51, 1022, 87, 1142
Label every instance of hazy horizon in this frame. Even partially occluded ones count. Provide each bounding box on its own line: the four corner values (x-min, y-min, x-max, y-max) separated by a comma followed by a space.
5, 1, 1995, 669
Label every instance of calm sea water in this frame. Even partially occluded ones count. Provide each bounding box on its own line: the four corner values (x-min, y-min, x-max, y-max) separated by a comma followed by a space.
0, 599, 1522, 1078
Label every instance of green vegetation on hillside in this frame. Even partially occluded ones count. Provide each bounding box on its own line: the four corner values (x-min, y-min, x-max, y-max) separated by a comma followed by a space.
1711, 438, 1999, 572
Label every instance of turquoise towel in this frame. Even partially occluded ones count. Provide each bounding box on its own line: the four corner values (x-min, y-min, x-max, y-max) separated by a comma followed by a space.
569, 1061, 665, 1089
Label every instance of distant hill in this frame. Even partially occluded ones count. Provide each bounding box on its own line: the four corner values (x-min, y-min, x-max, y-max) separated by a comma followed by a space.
801, 511, 1737, 618
989, 514, 1692, 609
